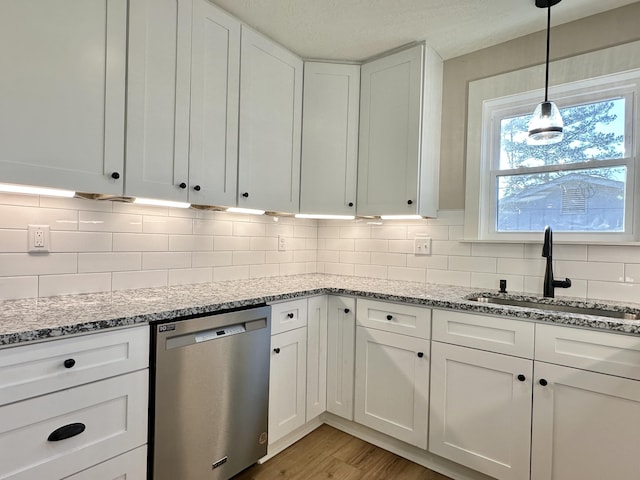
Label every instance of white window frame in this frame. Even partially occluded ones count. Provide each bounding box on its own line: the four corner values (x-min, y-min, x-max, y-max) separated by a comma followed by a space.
464, 41, 640, 243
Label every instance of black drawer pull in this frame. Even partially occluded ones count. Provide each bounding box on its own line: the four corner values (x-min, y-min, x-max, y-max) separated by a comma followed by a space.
417, 352, 424, 358
273, 348, 281, 354
517, 374, 526, 382
386, 315, 393, 320
63, 358, 76, 369
47, 422, 86, 442
287, 313, 294, 319
193, 185, 201, 191
344, 308, 350, 314
111, 172, 120, 180
179, 182, 187, 189
539, 378, 548, 386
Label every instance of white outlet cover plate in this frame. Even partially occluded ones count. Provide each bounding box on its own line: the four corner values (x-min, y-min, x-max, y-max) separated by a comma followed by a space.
28, 224, 50, 253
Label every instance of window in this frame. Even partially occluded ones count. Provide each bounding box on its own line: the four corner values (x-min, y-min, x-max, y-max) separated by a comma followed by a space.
465, 50, 640, 242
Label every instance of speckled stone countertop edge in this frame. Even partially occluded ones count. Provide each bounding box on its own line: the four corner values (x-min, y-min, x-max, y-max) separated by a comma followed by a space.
2, 274, 640, 348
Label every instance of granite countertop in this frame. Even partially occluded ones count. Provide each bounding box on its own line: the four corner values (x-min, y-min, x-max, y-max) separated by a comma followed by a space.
2, 273, 640, 347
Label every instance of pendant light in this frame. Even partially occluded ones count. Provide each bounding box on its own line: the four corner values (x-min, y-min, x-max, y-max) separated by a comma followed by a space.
528, 0, 564, 145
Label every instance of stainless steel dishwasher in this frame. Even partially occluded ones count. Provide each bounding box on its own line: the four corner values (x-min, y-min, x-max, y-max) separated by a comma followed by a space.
149, 305, 271, 480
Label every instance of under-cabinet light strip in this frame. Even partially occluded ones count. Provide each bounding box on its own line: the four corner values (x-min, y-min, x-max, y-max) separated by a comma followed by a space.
0, 183, 76, 198
295, 214, 355, 220
133, 197, 191, 209
227, 207, 266, 215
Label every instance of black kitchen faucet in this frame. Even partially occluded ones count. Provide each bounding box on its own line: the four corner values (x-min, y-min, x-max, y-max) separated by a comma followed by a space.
542, 226, 572, 298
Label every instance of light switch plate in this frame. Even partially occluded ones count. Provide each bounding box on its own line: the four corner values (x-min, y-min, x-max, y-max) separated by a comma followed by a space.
278, 235, 287, 252
28, 225, 50, 253
413, 236, 432, 255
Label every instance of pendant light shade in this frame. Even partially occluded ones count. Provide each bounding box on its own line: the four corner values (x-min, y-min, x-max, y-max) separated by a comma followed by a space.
528, 0, 563, 145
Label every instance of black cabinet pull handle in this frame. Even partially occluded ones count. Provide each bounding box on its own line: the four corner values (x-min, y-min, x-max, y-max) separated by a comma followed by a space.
287, 313, 294, 319
348, 202, 354, 207
47, 422, 86, 442
111, 172, 120, 180
63, 358, 76, 369
417, 352, 424, 358
517, 374, 526, 382
242, 192, 249, 198
179, 182, 187, 189
344, 308, 350, 314
539, 379, 548, 386
407, 200, 413, 205
386, 314, 393, 320
273, 348, 280, 354
193, 185, 201, 191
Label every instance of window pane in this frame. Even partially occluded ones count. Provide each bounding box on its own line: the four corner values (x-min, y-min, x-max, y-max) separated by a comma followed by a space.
496, 166, 626, 232
499, 98, 626, 170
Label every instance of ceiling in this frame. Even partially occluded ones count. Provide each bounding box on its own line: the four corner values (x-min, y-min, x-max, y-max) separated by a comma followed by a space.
210, 0, 639, 61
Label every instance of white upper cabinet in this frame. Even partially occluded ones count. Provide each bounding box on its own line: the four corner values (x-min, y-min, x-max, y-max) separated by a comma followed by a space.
300, 62, 360, 216
357, 44, 443, 217
238, 27, 303, 213
126, 0, 240, 205
0, 0, 126, 194
126, 0, 192, 202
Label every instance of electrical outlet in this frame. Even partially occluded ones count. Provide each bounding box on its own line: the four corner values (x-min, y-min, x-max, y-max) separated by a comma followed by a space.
413, 236, 432, 256
278, 235, 287, 252
28, 225, 50, 253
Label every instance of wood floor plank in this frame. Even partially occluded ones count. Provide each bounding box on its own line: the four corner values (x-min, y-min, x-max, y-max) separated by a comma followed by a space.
232, 425, 452, 480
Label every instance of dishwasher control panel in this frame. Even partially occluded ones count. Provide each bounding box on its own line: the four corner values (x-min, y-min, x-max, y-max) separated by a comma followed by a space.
195, 324, 246, 342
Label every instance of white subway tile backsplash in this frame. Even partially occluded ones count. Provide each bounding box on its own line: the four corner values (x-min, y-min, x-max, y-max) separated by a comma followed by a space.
324, 262, 354, 276
192, 251, 233, 268
339, 251, 371, 265
113, 202, 168, 216
371, 252, 406, 267
497, 258, 545, 277
448, 226, 464, 240
112, 270, 168, 290
388, 267, 426, 283
250, 237, 278, 251
214, 236, 251, 251
168, 268, 213, 286
51, 231, 113, 253
169, 235, 214, 252
80, 211, 141, 233
625, 264, 640, 283
40, 196, 113, 212
142, 252, 191, 270
470, 273, 524, 293
143, 215, 192, 235
250, 264, 280, 278
79, 253, 141, 273
0, 192, 39, 207
427, 269, 471, 287
449, 256, 496, 273
318, 226, 340, 238
587, 280, 640, 303
388, 240, 413, 254
233, 221, 266, 237
354, 264, 387, 279
0, 205, 78, 230
294, 225, 316, 238
0, 230, 28, 253
280, 262, 308, 276
266, 251, 294, 264
293, 250, 317, 263
339, 226, 371, 239
588, 245, 640, 263
213, 265, 250, 282
326, 238, 355, 251
0, 253, 77, 276
318, 250, 340, 263
39, 273, 111, 297
266, 223, 294, 237
354, 239, 387, 252
432, 240, 471, 256
232, 251, 265, 266
0, 276, 38, 299
406, 255, 448, 270
372, 225, 407, 240
555, 260, 624, 282
471, 243, 524, 258
193, 219, 232, 236
113, 233, 169, 252
523, 276, 544, 296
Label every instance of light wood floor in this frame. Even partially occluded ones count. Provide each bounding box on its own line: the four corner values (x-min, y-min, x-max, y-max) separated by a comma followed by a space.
233, 425, 452, 480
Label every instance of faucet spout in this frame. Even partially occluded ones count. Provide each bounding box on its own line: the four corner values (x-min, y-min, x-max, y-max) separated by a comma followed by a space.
541, 226, 571, 298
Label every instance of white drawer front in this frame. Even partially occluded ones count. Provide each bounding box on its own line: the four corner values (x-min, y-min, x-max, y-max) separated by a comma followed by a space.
0, 369, 148, 480
270, 298, 308, 334
535, 323, 640, 380
64, 446, 147, 480
0, 326, 149, 406
432, 309, 535, 358
356, 299, 431, 339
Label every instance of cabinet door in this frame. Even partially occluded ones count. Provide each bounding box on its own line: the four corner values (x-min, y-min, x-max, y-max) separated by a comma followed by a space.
300, 62, 360, 216
327, 296, 356, 420
64, 445, 147, 480
307, 296, 328, 421
188, 0, 240, 206
269, 327, 307, 444
429, 342, 533, 480
0, 0, 126, 194
354, 326, 429, 448
532, 362, 640, 480
126, 0, 192, 202
357, 45, 423, 216
238, 26, 303, 213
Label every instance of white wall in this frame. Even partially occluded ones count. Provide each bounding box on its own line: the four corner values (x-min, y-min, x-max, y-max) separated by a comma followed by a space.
316, 211, 640, 304
2, 192, 640, 304
0, 193, 317, 300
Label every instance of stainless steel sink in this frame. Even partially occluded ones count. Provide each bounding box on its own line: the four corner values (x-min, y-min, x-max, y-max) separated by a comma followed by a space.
468, 296, 639, 320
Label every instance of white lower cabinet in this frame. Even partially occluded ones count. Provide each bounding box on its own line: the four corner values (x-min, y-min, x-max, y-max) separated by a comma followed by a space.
63, 446, 147, 480
354, 326, 430, 448
326, 296, 356, 420
306, 296, 328, 421
429, 342, 533, 480
531, 361, 640, 480
268, 325, 308, 444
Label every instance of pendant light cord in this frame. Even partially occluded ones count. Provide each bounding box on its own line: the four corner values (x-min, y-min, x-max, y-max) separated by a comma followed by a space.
544, 4, 551, 102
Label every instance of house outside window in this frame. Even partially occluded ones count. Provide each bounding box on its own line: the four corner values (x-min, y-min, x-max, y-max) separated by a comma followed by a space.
464, 44, 640, 242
